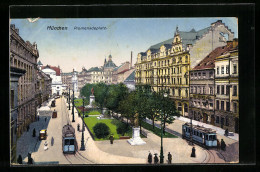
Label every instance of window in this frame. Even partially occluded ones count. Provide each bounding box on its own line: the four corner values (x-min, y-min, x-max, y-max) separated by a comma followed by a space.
217, 67, 219, 74
226, 85, 230, 95
233, 64, 237, 74
217, 85, 220, 94
216, 116, 219, 123
191, 87, 193, 93
172, 88, 175, 96
174, 68, 175, 73
226, 65, 229, 74
198, 72, 201, 77
216, 100, 219, 110
209, 103, 213, 108
226, 102, 230, 111
178, 88, 181, 96
11, 90, 14, 109
178, 103, 182, 111
210, 87, 213, 95
221, 66, 224, 74
203, 72, 206, 77
195, 87, 197, 93
180, 78, 182, 85
174, 78, 175, 84
185, 89, 188, 97
233, 102, 237, 113
226, 117, 229, 126
194, 73, 197, 77
221, 101, 224, 110
221, 85, 225, 95
191, 73, 193, 77
209, 71, 213, 78
203, 87, 205, 94
233, 85, 237, 96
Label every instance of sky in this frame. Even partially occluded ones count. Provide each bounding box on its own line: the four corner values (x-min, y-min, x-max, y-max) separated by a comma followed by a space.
10, 18, 238, 73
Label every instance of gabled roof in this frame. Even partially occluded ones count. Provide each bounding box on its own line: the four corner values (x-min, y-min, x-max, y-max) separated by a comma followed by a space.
149, 38, 173, 50
88, 67, 101, 72
192, 43, 234, 71
124, 70, 135, 81
117, 69, 130, 75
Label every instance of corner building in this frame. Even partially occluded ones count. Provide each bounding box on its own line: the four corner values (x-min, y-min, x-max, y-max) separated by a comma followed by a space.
135, 20, 234, 116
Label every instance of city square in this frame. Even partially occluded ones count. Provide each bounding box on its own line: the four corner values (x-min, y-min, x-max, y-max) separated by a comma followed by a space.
10, 17, 239, 165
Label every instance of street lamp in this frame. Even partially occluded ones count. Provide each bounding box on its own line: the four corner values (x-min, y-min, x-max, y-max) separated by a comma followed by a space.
80, 96, 85, 151
72, 87, 75, 122
68, 87, 71, 110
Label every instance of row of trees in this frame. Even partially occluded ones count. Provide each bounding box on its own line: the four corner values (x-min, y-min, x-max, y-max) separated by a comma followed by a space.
80, 83, 180, 135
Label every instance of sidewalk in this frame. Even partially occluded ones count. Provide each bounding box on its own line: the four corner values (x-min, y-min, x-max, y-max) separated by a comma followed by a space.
176, 116, 239, 141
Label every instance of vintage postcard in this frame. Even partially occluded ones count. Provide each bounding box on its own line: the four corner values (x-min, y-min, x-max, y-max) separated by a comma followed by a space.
10, 17, 239, 165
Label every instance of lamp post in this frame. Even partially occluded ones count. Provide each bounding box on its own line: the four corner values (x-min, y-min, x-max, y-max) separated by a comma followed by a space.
68, 87, 71, 110
80, 97, 85, 151
72, 87, 75, 122
159, 91, 168, 164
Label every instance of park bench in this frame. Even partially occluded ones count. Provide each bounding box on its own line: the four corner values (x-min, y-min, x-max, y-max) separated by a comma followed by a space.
119, 136, 130, 139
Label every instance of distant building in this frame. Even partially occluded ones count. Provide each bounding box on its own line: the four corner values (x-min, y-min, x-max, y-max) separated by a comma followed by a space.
36, 69, 52, 105
124, 70, 136, 91
102, 54, 117, 84
42, 64, 62, 96
72, 68, 78, 92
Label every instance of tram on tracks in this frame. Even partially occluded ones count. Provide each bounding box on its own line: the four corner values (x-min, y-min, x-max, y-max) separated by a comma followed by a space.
182, 122, 217, 148
62, 124, 76, 154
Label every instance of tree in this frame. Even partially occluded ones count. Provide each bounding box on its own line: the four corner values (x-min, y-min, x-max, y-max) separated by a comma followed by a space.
118, 91, 135, 127
147, 92, 160, 129
157, 90, 180, 135
106, 83, 128, 115
93, 123, 110, 139
93, 82, 109, 112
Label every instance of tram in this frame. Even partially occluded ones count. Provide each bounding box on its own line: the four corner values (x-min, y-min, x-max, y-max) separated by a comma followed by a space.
62, 124, 76, 154
182, 122, 217, 148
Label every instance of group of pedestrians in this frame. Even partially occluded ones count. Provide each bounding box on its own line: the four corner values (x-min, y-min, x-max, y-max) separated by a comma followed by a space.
147, 152, 172, 164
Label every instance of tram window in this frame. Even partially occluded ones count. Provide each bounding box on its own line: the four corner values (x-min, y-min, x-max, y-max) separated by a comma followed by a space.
70, 139, 74, 145
65, 139, 70, 145
209, 135, 212, 140
212, 135, 216, 140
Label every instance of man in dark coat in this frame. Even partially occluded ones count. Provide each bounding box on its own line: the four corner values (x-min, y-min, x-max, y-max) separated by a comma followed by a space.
168, 152, 172, 164
109, 135, 114, 144
221, 139, 226, 151
148, 152, 152, 164
154, 153, 159, 164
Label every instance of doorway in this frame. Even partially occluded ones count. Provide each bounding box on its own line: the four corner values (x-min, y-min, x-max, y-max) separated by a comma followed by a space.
211, 115, 215, 125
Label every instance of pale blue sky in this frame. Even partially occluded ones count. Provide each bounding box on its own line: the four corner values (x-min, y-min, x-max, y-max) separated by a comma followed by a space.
10, 18, 238, 72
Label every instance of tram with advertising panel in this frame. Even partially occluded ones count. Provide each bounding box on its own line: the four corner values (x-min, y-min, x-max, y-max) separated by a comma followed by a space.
182, 122, 217, 148
62, 124, 76, 154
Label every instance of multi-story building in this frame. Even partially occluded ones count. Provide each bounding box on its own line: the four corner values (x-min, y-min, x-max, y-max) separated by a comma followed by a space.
41, 64, 62, 96
135, 20, 234, 116
189, 43, 234, 125
36, 69, 52, 106
78, 67, 91, 91
215, 39, 238, 132
102, 54, 117, 84
10, 24, 39, 137
88, 67, 103, 83
10, 66, 25, 163
71, 68, 78, 92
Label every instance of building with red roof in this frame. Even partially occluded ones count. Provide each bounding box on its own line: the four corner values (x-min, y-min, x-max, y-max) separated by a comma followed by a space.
189, 39, 236, 127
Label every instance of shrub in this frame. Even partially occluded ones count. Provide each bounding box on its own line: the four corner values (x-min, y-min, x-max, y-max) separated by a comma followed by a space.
116, 123, 130, 136
93, 123, 110, 139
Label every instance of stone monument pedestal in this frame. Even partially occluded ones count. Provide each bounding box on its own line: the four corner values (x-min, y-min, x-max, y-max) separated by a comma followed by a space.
89, 95, 95, 106
127, 127, 146, 145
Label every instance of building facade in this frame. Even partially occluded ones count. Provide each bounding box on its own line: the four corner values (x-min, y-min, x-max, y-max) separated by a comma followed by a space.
10, 67, 25, 163
135, 20, 234, 116
42, 64, 62, 96
36, 69, 52, 106
10, 24, 39, 137
215, 39, 238, 132
189, 44, 234, 125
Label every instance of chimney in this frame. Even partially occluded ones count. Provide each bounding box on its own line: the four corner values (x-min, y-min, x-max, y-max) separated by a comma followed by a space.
130, 51, 133, 68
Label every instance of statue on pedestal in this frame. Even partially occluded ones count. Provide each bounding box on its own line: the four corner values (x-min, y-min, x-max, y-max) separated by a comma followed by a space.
91, 88, 94, 96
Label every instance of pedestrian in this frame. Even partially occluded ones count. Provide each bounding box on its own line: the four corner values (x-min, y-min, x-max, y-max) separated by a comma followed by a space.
225, 128, 229, 136
32, 128, 36, 137
168, 152, 172, 164
148, 152, 152, 164
45, 117, 47, 122
27, 125, 30, 132
109, 135, 114, 144
191, 147, 196, 157
221, 139, 226, 151
217, 139, 220, 150
51, 137, 54, 146
77, 123, 80, 131
154, 153, 159, 164
27, 152, 33, 164
17, 154, 22, 164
